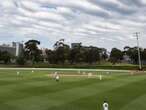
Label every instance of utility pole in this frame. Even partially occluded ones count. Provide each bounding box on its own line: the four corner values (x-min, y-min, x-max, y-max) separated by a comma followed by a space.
134, 32, 142, 70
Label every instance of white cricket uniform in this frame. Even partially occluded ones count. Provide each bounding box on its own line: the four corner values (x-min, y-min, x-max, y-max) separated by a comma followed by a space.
54, 72, 57, 79
56, 75, 59, 81
103, 102, 109, 110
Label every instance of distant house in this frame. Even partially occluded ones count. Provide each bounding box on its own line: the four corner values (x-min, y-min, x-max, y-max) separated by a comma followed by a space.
0, 42, 23, 56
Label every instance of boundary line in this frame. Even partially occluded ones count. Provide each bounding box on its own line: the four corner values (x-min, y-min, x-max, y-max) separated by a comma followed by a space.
0, 68, 133, 73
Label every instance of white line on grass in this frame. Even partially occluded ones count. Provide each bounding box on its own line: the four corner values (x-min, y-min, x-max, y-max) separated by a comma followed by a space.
0, 68, 144, 73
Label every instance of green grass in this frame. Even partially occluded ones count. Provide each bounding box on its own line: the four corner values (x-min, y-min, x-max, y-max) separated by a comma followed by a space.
0, 63, 143, 70
0, 69, 146, 110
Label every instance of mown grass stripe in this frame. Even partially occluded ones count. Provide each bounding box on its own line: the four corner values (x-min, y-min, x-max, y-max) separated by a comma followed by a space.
0, 78, 104, 103
5, 75, 146, 110
120, 94, 146, 110
48, 78, 146, 110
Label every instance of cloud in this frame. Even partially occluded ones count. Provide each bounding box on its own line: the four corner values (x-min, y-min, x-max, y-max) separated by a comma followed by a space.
0, 0, 146, 50
89, 0, 137, 16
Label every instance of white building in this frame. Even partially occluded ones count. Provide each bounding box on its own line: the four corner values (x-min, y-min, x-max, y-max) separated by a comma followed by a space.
0, 42, 23, 56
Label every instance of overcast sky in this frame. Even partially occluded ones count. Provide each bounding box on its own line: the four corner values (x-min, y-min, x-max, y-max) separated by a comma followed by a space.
0, 0, 146, 50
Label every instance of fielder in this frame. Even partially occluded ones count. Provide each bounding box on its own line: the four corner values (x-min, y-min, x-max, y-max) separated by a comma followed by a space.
55, 74, 60, 82
53, 72, 58, 79
103, 101, 109, 110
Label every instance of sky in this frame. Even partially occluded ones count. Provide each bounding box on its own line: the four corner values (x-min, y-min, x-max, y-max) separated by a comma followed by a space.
0, 0, 146, 50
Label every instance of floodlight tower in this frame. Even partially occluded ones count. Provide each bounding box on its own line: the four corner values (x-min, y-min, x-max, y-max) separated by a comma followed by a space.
134, 32, 142, 70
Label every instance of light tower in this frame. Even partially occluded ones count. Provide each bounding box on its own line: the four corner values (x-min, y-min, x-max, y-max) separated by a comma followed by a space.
134, 32, 142, 70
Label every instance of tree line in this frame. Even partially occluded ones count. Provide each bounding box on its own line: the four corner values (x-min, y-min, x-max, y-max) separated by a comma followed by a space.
110, 47, 146, 64
21, 39, 108, 65
0, 39, 146, 65
0, 51, 12, 64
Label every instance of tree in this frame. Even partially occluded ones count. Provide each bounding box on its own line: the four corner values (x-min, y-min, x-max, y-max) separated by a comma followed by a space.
16, 49, 26, 65
85, 46, 100, 64
69, 48, 77, 64
0, 50, 2, 61
142, 49, 146, 60
124, 46, 143, 64
45, 49, 56, 64
16, 55, 26, 65
69, 43, 86, 64
98, 48, 108, 61
1, 51, 12, 64
52, 39, 70, 64
53, 39, 65, 50
24, 40, 41, 64
110, 48, 123, 64
69, 45, 102, 64
141, 49, 146, 64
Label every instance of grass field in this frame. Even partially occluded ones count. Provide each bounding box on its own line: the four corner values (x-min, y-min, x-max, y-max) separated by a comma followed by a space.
0, 69, 146, 110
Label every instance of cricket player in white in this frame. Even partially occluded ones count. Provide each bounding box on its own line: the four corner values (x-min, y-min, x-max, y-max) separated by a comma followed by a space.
55, 75, 60, 82
103, 101, 109, 110
53, 72, 58, 79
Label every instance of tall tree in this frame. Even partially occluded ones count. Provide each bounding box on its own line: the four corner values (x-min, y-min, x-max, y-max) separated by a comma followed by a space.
53, 39, 70, 64
16, 49, 26, 65
124, 46, 143, 64
110, 48, 123, 64
85, 46, 100, 64
69, 44, 86, 64
141, 49, 146, 64
45, 49, 55, 64
0, 51, 12, 64
98, 48, 108, 61
24, 40, 41, 64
